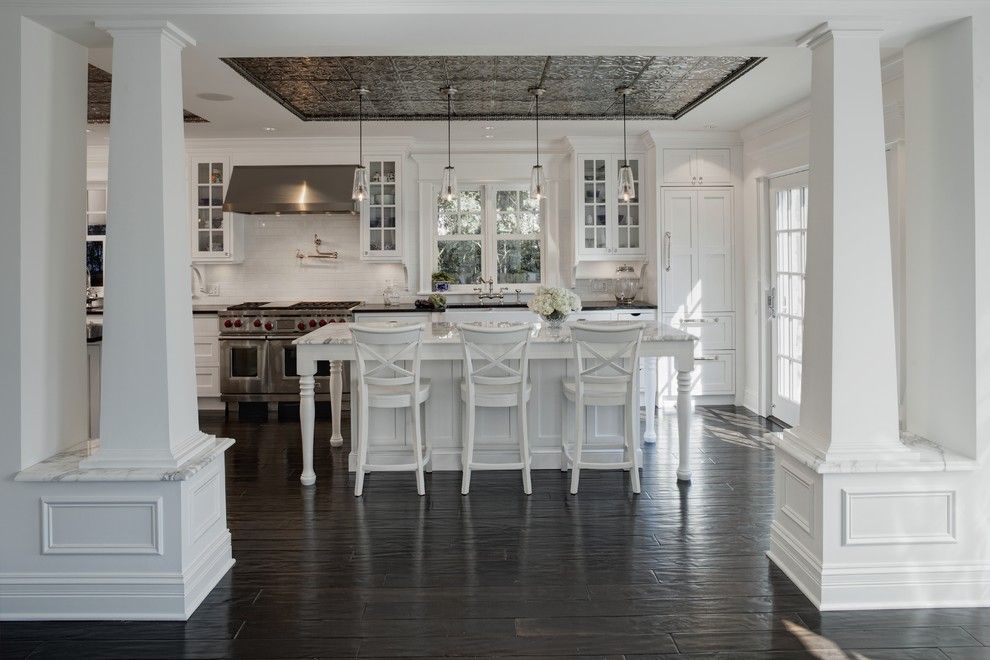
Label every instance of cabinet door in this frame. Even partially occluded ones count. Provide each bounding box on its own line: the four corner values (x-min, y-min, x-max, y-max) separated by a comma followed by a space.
578, 156, 610, 256
613, 158, 644, 256
662, 149, 696, 185
661, 189, 697, 314
191, 159, 231, 260
696, 189, 733, 312
695, 149, 732, 186
362, 159, 402, 261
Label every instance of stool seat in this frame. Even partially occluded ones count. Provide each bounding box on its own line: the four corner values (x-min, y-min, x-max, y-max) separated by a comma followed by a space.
562, 379, 628, 407
459, 379, 531, 408
368, 379, 432, 408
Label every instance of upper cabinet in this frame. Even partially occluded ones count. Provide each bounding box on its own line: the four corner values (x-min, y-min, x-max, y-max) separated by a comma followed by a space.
661, 148, 731, 186
360, 157, 402, 261
189, 156, 243, 263
575, 153, 645, 260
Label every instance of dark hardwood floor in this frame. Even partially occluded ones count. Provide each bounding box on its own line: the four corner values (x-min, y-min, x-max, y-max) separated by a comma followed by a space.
4, 405, 990, 659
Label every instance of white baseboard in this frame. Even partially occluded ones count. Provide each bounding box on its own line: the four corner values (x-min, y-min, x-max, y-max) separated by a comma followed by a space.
769, 520, 990, 610
0, 530, 233, 621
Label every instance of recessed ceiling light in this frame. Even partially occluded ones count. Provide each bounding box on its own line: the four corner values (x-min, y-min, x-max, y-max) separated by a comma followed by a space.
484, 125, 494, 130
197, 93, 234, 102
704, 123, 718, 129
263, 127, 277, 132
485, 134, 493, 139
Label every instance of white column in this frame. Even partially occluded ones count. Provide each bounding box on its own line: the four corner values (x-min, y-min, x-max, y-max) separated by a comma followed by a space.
82, 20, 211, 469
783, 21, 908, 463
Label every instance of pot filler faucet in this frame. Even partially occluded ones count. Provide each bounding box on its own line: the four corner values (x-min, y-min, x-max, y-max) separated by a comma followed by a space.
474, 277, 509, 302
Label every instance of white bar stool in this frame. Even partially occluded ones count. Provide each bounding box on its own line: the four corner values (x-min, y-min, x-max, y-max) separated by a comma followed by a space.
561, 321, 645, 495
350, 323, 432, 497
458, 323, 533, 495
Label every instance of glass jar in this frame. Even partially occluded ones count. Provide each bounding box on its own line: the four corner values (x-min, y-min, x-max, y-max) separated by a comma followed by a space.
613, 265, 638, 304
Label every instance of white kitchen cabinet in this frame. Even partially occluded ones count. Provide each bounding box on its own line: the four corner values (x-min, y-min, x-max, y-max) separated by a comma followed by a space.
661, 148, 731, 186
189, 156, 244, 263
574, 154, 645, 260
360, 158, 402, 262
193, 315, 221, 398
662, 312, 734, 352
661, 187, 733, 314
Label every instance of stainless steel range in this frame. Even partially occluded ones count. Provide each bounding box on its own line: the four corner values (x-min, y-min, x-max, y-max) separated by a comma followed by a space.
218, 301, 359, 416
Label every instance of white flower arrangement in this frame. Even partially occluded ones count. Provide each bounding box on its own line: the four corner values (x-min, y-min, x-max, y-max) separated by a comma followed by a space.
527, 286, 582, 318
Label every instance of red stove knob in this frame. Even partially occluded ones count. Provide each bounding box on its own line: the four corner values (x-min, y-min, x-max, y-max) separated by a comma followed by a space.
329, 318, 339, 323
297, 322, 306, 331
309, 319, 317, 328
253, 319, 262, 328
223, 319, 233, 328
233, 319, 243, 328
264, 322, 273, 331
318, 319, 327, 327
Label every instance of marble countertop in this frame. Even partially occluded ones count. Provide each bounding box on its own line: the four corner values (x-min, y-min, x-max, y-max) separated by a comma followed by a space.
354, 300, 657, 314
296, 320, 695, 346
15, 436, 235, 482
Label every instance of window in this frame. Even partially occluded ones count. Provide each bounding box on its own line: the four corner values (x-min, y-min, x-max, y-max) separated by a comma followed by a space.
434, 184, 543, 290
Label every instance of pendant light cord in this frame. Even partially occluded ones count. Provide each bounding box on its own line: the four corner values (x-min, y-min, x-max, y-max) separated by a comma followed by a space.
535, 94, 540, 168
447, 92, 452, 168
622, 92, 628, 166
358, 92, 363, 164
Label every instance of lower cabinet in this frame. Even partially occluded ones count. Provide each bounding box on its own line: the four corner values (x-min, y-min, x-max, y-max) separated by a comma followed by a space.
660, 350, 736, 400
193, 315, 221, 398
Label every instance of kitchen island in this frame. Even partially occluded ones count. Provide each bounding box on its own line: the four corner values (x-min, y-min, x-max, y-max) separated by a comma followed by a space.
295, 320, 697, 486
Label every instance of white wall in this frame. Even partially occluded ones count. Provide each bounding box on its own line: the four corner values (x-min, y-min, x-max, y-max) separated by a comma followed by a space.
903, 18, 981, 459
205, 215, 407, 302
17, 18, 89, 467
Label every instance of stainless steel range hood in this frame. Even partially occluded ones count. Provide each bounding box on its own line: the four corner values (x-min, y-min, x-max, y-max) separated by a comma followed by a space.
222, 165, 359, 215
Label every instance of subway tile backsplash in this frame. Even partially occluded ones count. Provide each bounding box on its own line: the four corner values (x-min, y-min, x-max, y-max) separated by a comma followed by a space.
201, 215, 406, 303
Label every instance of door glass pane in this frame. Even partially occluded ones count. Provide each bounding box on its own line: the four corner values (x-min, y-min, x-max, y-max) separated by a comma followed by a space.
772, 183, 809, 416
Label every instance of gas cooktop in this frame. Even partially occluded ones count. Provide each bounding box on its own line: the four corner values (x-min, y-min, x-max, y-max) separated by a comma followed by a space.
225, 301, 361, 311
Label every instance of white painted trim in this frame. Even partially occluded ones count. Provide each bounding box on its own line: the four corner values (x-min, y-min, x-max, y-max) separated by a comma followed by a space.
0, 531, 234, 621
841, 488, 957, 546
41, 496, 164, 555
779, 464, 814, 534
771, 515, 990, 611
740, 99, 810, 142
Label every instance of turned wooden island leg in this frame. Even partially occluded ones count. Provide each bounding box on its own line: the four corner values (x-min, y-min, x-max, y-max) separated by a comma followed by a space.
329, 360, 344, 448
675, 369, 693, 482
299, 358, 318, 486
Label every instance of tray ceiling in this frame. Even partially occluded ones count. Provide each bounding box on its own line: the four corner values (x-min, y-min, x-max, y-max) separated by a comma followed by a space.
222, 55, 764, 121
88, 65, 207, 124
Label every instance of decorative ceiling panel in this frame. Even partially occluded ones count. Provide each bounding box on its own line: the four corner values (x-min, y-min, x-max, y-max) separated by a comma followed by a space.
87, 65, 207, 124
222, 55, 764, 121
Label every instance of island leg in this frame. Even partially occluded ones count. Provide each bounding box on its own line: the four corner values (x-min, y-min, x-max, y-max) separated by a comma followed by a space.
329, 360, 344, 448
642, 357, 658, 444
299, 359, 317, 486
675, 369, 693, 482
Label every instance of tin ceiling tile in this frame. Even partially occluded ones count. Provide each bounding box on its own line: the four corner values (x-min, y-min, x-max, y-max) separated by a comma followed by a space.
87, 64, 206, 124
222, 55, 763, 121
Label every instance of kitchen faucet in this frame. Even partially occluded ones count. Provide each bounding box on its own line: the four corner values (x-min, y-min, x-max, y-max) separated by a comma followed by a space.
474, 277, 508, 302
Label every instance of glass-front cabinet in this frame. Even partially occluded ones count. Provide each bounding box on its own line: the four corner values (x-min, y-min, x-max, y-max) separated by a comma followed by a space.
575, 153, 645, 260
360, 157, 402, 261
189, 155, 243, 263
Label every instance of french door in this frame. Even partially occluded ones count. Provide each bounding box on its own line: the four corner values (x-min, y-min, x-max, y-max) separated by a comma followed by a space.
768, 172, 808, 426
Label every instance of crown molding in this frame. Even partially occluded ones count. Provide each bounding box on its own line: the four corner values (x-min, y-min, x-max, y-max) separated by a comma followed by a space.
94, 19, 196, 48
740, 98, 811, 142
796, 20, 886, 49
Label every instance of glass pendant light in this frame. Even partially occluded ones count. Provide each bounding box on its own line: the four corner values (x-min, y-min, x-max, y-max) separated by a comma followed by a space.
616, 86, 636, 203
528, 87, 547, 201
440, 86, 458, 202
351, 87, 370, 201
